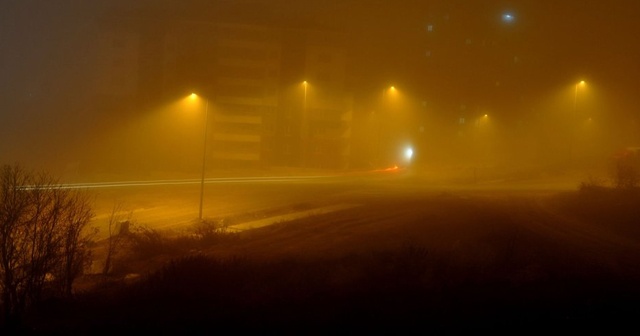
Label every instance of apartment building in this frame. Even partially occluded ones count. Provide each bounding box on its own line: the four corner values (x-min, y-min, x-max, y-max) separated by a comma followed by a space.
301, 31, 352, 169
92, 16, 351, 171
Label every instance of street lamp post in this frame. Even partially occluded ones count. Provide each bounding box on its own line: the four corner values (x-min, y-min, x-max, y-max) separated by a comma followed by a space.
191, 93, 210, 220
377, 86, 396, 166
574, 80, 585, 113
302, 81, 308, 167
303, 80, 308, 106
570, 81, 585, 160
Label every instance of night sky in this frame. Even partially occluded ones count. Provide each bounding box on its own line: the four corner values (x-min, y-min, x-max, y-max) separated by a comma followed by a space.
2, 0, 640, 171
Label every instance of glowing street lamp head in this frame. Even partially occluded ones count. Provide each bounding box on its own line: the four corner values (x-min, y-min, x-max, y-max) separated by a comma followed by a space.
383, 86, 397, 98
190, 93, 198, 99
405, 147, 414, 160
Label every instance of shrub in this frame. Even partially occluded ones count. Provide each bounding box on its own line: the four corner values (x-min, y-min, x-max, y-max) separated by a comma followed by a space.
612, 159, 639, 189
129, 225, 170, 259
578, 175, 608, 194
192, 219, 236, 246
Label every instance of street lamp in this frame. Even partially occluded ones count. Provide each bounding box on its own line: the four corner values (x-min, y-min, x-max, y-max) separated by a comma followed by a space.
303, 80, 308, 105
570, 81, 586, 160
302, 81, 309, 167
190, 93, 209, 220
574, 80, 586, 113
377, 86, 397, 166
382, 86, 396, 101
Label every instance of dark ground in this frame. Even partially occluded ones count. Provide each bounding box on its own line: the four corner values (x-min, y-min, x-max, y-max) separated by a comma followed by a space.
10, 182, 640, 334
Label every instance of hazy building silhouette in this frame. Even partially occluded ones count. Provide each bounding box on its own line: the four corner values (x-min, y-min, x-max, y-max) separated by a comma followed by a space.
89, 14, 352, 172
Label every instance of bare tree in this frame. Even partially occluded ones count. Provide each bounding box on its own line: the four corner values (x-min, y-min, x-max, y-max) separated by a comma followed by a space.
54, 190, 96, 298
102, 202, 131, 276
0, 165, 31, 323
0, 164, 95, 325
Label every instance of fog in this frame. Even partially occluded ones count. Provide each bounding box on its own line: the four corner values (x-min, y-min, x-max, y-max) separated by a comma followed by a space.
4, 1, 640, 332
2, 0, 640, 181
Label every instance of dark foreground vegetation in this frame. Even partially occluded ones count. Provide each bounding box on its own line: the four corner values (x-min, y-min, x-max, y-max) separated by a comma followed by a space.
24, 247, 640, 334
3, 165, 640, 334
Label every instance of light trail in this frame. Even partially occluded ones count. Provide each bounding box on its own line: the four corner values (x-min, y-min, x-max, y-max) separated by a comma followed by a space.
18, 168, 401, 190
45, 175, 336, 190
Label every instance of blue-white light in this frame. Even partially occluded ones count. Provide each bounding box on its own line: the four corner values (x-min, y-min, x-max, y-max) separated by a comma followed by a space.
502, 13, 515, 23
405, 147, 414, 161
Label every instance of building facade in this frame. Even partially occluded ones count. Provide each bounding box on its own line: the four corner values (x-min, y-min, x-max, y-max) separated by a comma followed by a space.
92, 16, 352, 172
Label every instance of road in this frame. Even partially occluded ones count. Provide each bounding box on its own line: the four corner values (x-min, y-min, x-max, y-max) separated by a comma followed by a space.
95, 169, 640, 273
86, 171, 400, 237
81, 168, 640, 330
84, 168, 582, 238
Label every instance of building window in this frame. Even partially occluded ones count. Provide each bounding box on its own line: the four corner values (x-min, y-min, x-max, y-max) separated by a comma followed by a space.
112, 58, 125, 67
267, 68, 278, 77
112, 38, 125, 48
268, 50, 280, 59
317, 53, 332, 64
316, 71, 332, 82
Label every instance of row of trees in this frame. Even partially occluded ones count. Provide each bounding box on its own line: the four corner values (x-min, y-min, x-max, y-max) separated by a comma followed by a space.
0, 164, 95, 326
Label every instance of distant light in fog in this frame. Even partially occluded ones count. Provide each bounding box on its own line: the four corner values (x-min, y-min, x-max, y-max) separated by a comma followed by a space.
405, 147, 414, 160
190, 93, 197, 99
384, 86, 397, 98
502, 13, 515, 23
574, 80, 587, 110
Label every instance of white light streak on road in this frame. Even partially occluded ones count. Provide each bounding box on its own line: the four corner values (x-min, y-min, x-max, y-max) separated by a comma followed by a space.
24, 175, 335, 190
